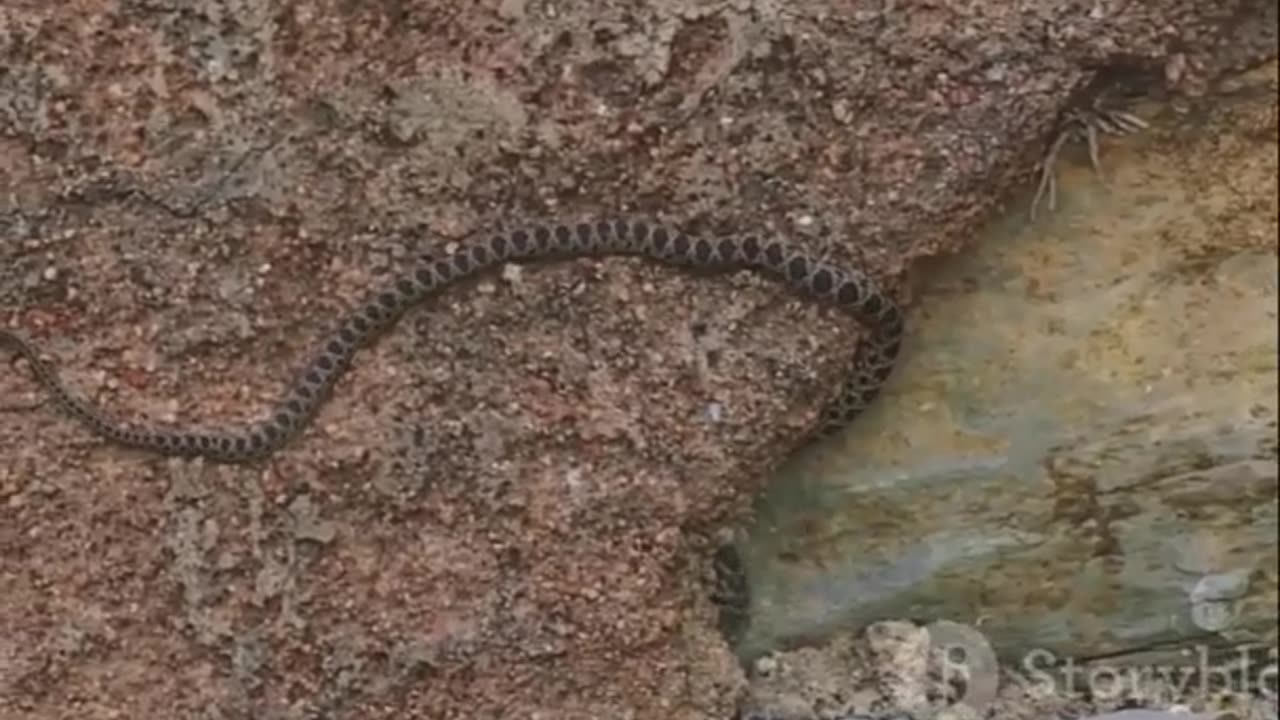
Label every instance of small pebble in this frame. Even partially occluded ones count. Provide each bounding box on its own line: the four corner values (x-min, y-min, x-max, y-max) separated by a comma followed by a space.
706, 402, 724, 423
753, 655, 777, 675
834, 98, 855, 122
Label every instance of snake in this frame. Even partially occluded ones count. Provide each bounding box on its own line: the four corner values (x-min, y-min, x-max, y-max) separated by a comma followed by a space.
1, 218, 903, 463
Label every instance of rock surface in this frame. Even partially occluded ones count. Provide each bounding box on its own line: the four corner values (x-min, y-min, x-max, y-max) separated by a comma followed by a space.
0, 1, 1275, 718
737, 619, 1275, 720
732, 61, 1278, 716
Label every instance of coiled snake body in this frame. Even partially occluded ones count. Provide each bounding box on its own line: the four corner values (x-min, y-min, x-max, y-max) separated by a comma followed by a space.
2, 218, 903, 463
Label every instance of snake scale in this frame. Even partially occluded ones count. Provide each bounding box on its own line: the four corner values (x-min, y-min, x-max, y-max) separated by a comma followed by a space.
1, 218, 903, 463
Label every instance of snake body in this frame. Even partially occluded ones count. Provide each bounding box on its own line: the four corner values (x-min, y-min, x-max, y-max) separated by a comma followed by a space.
2, 218, 903, 463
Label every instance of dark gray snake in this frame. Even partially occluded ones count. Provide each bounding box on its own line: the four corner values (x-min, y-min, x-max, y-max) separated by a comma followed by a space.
1, 218, 903, 463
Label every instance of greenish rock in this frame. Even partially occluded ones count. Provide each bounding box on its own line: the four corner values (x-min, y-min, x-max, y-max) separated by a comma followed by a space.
729, 72, 1279, 670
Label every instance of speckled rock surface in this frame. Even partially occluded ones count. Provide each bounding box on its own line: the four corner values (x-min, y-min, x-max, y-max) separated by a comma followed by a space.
0, 1, 1274, 718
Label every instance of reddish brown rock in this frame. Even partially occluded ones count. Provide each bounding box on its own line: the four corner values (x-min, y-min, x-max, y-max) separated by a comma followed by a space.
0, 0, 1273, 717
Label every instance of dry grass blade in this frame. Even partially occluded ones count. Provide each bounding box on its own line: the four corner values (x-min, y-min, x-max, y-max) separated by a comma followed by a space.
1030, 126, 1076, 221
1029, 100, 1150, 221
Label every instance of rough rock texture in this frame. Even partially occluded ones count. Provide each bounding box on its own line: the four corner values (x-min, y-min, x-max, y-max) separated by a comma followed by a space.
739, 620, 1276, 720
0, 0, 1274, 718
732, 59, 1278, 707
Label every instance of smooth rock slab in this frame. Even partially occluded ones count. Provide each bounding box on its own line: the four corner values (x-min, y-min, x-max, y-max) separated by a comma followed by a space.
730, 65, 1279, 669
